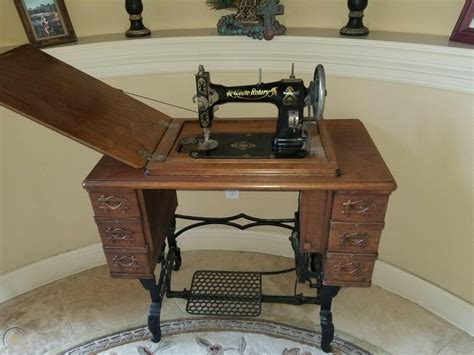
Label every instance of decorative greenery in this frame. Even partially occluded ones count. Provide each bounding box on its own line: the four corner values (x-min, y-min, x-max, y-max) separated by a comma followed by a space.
205, 0, 237, 10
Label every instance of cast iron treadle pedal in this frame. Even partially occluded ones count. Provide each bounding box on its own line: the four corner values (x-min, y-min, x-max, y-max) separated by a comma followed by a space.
186, 270, 262, 317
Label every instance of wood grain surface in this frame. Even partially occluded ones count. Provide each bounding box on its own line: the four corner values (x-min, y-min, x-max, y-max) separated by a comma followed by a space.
0, 45, 172, 168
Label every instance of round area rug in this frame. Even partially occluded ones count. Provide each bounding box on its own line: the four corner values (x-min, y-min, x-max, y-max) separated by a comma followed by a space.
61, 319, 373, 355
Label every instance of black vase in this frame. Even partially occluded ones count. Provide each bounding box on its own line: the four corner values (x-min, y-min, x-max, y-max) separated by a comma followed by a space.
125, 0, 151, 37
340, 0, 369, 36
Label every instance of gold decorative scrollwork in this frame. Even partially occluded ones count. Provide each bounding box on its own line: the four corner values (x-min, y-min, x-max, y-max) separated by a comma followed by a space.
283, 86, 297, 105
98, 195, 129, 213
338, 232, 369, 248
112, 255, 140, 268
230, 141, 257, 151
105, 227, 135, 242
341, 199, 376, 216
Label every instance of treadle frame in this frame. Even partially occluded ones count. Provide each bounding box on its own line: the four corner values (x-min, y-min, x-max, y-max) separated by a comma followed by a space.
166, 213, 321, 306
139, 212, 341, 353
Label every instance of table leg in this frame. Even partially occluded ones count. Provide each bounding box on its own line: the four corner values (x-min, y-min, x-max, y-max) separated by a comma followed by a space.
320, 285, 340, 353
139, 278, 162, 342
166, 218, 181, 271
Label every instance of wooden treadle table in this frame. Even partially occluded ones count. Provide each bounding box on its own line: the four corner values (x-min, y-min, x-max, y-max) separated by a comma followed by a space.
0, 45, 396, 353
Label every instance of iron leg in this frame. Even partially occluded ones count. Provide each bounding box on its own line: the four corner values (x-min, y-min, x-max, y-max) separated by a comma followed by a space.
319, 285, 340, 353
166, 218, 181, 271
140, 278, 162, 342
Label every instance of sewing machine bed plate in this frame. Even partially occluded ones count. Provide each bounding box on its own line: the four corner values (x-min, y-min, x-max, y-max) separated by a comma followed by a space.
179, 133, 284, 159
145, 119, 339, 177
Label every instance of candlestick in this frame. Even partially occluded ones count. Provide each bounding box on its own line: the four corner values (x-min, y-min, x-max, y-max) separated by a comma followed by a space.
340, 0, 369, 36
125, 0, 151, 37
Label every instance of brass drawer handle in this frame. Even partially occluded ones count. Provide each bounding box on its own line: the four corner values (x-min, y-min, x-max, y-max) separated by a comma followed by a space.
341, 199, 376, 216
333, 262, 364, 277
112, 255, 140, 268
105, 227, 135, 242
339, 232, 369, 248
98, 195, 129, 213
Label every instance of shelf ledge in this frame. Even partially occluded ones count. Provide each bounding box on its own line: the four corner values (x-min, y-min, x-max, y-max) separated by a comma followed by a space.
40, 28, 474, 94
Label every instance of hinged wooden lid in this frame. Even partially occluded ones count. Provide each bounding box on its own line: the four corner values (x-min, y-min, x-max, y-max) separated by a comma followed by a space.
0, 45, 173, 169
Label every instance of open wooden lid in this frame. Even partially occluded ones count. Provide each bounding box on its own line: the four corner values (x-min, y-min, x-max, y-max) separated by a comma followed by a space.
0, 45, 173, 169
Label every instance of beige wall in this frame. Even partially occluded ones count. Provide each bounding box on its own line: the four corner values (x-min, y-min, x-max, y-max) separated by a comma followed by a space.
0, 1, 472, 304
0, 0, 466, 47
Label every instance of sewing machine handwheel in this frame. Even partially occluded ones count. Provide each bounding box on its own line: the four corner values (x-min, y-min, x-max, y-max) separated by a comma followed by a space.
313, 64, 326, 121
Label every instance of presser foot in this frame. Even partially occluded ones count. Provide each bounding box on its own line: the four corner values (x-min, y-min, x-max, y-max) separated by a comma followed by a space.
197, 138, 219, 151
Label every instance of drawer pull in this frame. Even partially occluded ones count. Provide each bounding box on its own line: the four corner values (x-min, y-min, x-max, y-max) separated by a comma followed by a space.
341, 199, 376, 217
112, 255, 140, 268
339, 232, 369, 248
333, 262, 364, 277
105, 227, 135, 242
98, 195, 129, 213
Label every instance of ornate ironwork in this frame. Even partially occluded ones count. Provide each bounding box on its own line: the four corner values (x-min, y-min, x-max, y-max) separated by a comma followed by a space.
173, 213, 294, 239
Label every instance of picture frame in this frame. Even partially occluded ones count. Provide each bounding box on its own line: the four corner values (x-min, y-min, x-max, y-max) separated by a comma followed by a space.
450, 0, 474, 44
14, 0, 77, 47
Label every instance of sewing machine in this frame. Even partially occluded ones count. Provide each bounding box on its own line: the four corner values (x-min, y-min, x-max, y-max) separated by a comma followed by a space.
0, 45, 396, 353
191, 64, 326, 158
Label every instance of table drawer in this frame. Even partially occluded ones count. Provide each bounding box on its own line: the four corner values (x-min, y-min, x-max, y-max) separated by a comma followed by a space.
332, 193, 388, 222
324, 253, 376, 285
104, 247, 154, 276
328, 222, 384, 254
95, 218, 146, 248
89, 190, 141, 217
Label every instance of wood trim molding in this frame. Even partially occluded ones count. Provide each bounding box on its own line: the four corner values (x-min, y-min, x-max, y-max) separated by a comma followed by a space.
44, 35, 473, 94
0, 228, 472, 336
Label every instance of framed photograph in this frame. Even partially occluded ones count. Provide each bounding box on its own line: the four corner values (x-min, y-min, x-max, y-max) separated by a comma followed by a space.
450, 0, 474, 44
14, 0, 77, 47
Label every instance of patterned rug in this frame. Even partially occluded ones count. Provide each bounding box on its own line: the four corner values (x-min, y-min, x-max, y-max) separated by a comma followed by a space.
61, 319, 374, 355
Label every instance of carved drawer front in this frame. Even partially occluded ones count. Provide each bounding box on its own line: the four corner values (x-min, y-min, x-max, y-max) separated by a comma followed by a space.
104, 247, 154, 276
89, 190, 141, 217
328, 222, 384, 254
95, 218, 146, 248
324, 253, 376, 286
332, 193, 388, 222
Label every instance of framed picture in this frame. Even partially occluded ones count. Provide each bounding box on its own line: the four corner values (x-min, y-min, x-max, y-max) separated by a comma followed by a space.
450, 0, 474, 44
14, 0, 77, 47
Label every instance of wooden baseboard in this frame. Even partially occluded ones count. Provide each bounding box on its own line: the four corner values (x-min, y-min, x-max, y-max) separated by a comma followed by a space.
1, 228, 472, 336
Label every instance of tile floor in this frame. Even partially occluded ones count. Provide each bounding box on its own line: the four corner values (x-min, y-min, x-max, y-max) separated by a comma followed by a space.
0, 251, 472, 354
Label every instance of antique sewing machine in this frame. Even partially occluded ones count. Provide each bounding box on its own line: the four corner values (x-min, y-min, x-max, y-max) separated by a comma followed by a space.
189, 64, 326, 159
1, 45, 396, 353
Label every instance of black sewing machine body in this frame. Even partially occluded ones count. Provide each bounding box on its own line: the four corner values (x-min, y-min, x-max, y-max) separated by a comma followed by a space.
194, 65, 325, 159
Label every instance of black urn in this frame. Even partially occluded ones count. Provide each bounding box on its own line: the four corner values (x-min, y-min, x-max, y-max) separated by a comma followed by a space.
340, 0, 369, 36
125, 0, 151, 37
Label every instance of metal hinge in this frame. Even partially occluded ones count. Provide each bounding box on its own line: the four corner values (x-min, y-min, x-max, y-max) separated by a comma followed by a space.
138, 150, 165, 161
